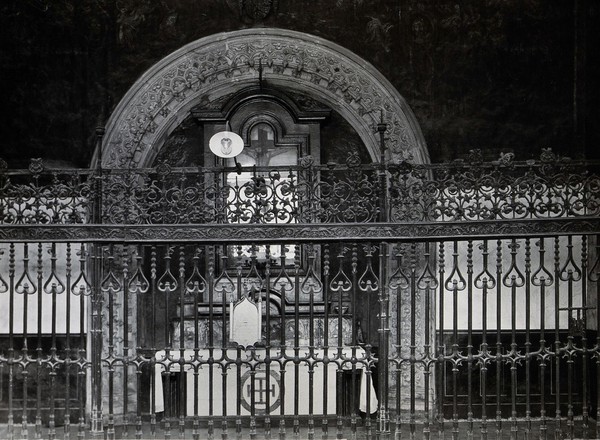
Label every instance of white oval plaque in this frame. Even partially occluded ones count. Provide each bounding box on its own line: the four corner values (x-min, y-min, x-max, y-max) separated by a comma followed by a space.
209, 131, 244, 158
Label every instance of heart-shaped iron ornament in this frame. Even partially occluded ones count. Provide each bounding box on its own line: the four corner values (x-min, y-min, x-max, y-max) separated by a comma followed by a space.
209, 131, 244, 158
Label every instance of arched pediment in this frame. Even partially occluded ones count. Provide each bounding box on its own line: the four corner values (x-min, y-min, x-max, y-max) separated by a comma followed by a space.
191, 86, 331, 124
98, 28, 429, 168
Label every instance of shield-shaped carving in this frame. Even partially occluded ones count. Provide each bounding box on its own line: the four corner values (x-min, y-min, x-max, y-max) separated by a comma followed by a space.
242, 0, 274, 20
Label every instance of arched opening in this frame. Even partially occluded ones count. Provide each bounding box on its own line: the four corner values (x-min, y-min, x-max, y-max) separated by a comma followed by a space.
96, 28, 428, 168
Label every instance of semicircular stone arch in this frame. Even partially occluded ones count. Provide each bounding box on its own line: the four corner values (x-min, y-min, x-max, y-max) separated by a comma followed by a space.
99, 28, 429, 168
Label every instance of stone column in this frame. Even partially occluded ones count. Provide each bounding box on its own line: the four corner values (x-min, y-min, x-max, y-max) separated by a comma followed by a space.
386, 242, 436, 422
100, 245, 138, 425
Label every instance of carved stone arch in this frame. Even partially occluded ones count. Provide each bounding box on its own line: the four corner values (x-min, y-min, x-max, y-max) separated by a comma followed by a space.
97, 28, 429, 168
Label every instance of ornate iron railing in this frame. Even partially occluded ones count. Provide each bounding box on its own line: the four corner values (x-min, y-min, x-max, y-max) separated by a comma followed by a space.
0, 236, 598, 439
1, 149, 598, 227
0, 150, 599, 440
389, 149, 600, 222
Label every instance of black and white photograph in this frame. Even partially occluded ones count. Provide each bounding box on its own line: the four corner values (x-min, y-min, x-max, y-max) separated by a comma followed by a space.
0, 1, 599, 438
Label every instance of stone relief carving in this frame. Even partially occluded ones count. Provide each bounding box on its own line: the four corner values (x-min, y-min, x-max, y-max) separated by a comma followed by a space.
242, 0, 277, 20
225, 0, 278, 20
102, 29, 426, 169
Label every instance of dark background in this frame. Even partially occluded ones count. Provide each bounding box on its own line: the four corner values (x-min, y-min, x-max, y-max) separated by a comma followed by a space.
1, 0, 598, 168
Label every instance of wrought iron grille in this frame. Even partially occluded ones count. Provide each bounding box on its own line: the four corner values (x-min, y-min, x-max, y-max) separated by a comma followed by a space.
0, 150, 599, 440
1, 149, 599, 226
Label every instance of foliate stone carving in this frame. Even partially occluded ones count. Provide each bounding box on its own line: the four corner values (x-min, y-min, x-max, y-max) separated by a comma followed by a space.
240, 0, 277, 20
28, 158, 44, 175
102, 29, 426, 169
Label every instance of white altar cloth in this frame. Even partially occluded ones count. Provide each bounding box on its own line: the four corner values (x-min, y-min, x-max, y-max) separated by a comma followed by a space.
153, 347, 378, 416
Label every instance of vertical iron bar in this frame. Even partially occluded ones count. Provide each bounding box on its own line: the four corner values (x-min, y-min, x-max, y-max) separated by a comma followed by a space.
206, 245, 214, 440
48, 242, 58, 440
422, 242, 433, 440
524, 238, 532, 440
163, 245, 173, 439
563, 235, 585, 438
91, 125, 105, 439
336, 244, 345, 440
7, 243, 15, 440
554, 236, 562, 439
466, 240, 474, 440
77, 244, 87, 440
294, 243, 301, 439
394, 244, 404, 440
192, 245, 203, 440
191, 246, 201, 440
480, 240, 490, 440
122, 245, 130, 439
149, 245, 157, 438
278, 244, 287, 440
566, 236, 575, 440
537, 239, 548, 440
378, 241, 390, 440
409, 243, 417, 440
17, 243, 35, 439
450, 241, 459, 440
364, 244, 373, 440
135, 336, 142, 440
133, 245, 144, 440
265, 244, 272, 440
322, 244, 330, 440
250, 366, 256, 440
242, 244, 258, 438
221, 285, 231, 440
377, 111, 388, 225
21, 243, 31, 440
215, 247, 229, 440
308, 246, 315, 440
35, 243, 43, 439
106, 245, 116, 440
509, 239, 519, 440
178, 246, 186, 439
65, 243, 72, 439
581, 236, 589, 440
376, 118, 390, 439
495, 240, 503, 440
437, 241, 445, 440
235, 245, 243, 440
350, 243, 358, 440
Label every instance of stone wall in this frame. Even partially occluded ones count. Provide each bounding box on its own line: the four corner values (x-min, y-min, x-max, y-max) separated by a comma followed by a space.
1, 0, 598, 167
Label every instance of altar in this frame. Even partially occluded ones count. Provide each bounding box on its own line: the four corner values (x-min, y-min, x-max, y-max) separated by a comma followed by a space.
153, 347, 378, 416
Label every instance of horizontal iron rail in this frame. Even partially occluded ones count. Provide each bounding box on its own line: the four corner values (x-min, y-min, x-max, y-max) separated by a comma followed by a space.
0, 217, 599, 242
2, 158, 599, 176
